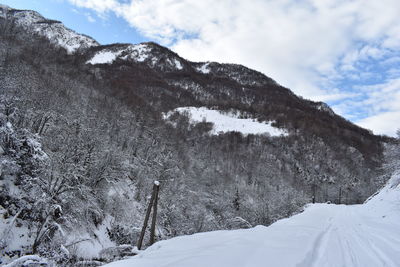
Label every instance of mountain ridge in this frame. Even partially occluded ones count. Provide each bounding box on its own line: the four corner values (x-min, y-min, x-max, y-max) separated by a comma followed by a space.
0, 4, 387, 141
0, 4, 355, 123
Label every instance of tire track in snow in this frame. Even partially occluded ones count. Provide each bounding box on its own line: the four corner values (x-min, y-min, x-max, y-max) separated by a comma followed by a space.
296, 216, 335, 267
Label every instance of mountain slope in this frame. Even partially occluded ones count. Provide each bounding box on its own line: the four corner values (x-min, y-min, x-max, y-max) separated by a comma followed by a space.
84, 41, 386, 156
104, 170, 400, 267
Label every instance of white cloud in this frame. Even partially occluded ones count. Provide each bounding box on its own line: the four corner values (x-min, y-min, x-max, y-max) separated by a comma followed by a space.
67, 0, 400, 136
85, 12, 96, 23
357, 111, 400, 137
333, 78, 400, 136
68, 0, 120, 13
315, 92, 361, 102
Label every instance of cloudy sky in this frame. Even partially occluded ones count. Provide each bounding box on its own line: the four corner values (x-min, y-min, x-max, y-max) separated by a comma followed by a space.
2, 0, 400, 136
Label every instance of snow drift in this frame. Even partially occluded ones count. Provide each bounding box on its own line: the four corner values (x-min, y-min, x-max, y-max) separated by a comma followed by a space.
104, 171, 400, 267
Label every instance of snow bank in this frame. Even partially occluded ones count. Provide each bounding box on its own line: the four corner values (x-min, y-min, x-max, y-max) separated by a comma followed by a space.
103, 172, 400, 267
163, 107, 288, 137
69, 215, 116, 259
3, 255, 47, 267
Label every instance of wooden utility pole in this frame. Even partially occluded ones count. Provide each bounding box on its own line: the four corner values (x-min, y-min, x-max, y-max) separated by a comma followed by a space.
149, 182, 160, 245
312, 179, 316, 204
136, 181, 160, 250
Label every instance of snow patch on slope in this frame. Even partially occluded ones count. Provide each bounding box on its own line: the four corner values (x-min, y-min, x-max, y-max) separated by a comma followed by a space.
173, 58, 183, 70
196, 63, 210, 74
87, 50, 122, 65
87, 44, 152, 65
125, 44, 152, 62
0, 207, 32, 253
163, 107, 288, 136
87, 44, 184, 71
103, 171, 400, 267
316, 102, 335, 116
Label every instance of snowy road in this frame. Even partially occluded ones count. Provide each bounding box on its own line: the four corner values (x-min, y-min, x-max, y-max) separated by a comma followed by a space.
104, 173, 400, 267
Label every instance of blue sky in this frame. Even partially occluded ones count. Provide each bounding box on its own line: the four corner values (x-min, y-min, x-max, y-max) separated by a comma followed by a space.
1, 0, 399, 136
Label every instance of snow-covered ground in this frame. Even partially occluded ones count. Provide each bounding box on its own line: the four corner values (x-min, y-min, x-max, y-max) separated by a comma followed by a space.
104, 171, 400, 267
163, 107, 288, 136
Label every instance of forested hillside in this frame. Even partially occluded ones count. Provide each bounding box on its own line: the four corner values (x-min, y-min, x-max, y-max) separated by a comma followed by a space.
0, 5, 393, 265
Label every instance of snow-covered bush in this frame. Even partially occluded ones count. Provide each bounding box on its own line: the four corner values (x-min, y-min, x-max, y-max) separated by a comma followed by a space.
3, 255, 48, 267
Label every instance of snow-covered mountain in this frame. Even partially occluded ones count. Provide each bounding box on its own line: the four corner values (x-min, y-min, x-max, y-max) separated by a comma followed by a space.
104, 170, 400, 267
0, 5, 396, 266
0, 4, 98, 53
